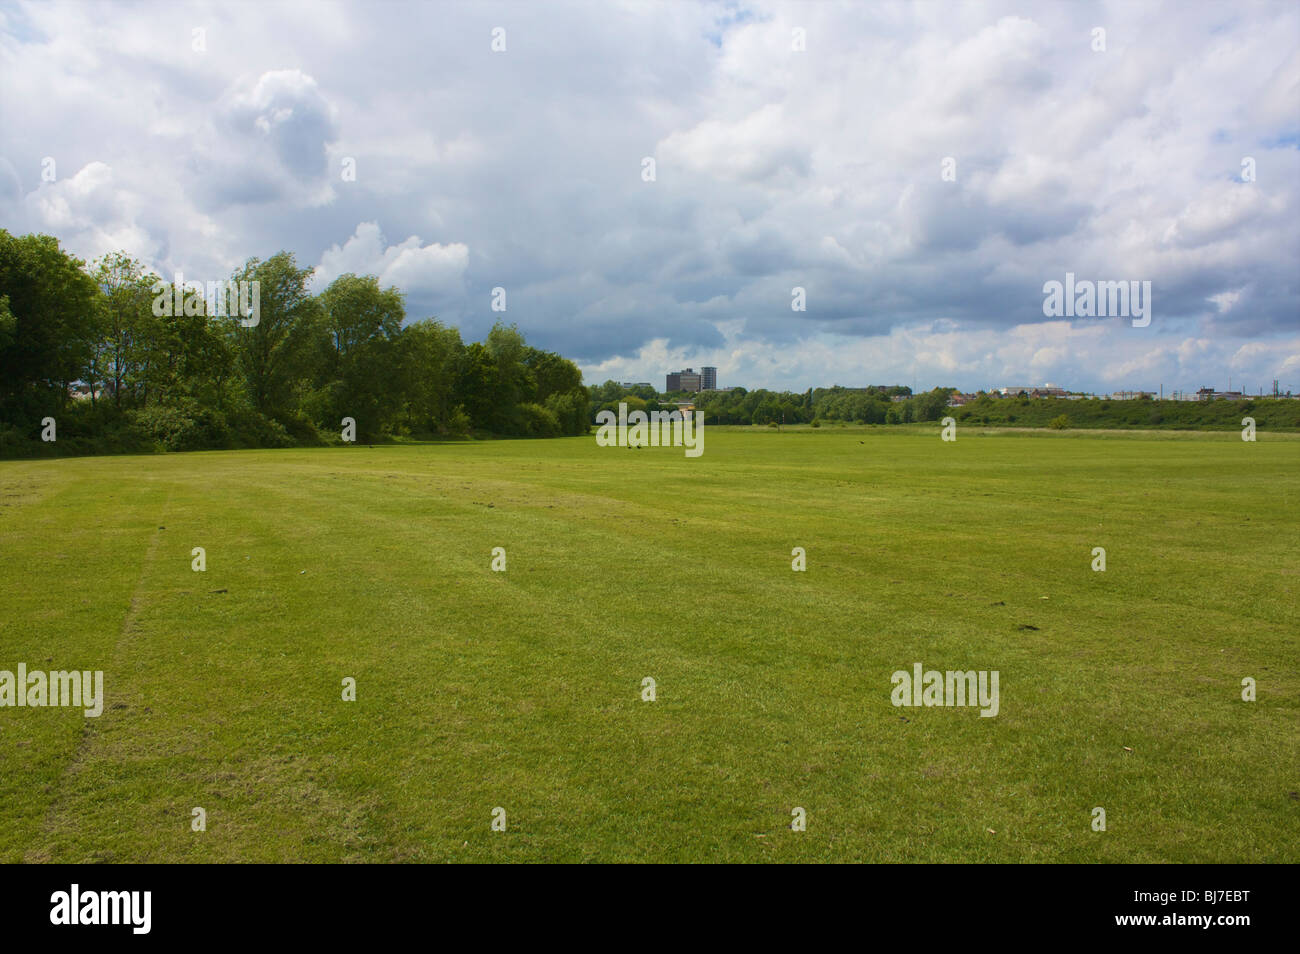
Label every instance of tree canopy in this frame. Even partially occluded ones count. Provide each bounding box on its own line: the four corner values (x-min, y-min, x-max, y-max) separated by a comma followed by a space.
0, 230, 590, 456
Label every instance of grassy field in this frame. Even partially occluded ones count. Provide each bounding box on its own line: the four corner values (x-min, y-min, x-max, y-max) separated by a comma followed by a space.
1, 425, 1296, 863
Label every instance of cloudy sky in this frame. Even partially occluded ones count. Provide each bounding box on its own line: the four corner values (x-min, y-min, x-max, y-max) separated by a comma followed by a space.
2, 0, 1297, 395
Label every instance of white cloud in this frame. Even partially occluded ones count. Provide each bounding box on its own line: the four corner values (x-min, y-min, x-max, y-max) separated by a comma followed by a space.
1, 0, 1296, 393
312, 222, 468, 298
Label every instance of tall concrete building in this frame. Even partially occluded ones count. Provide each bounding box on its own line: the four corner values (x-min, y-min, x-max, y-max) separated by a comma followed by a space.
701, 367, 717, 390
666, 368, 703, 392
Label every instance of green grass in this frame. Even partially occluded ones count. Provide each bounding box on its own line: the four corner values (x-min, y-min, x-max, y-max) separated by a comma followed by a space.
1, 425, 1296, 863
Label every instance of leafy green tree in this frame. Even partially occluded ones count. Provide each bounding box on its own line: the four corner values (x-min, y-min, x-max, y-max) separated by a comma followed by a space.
399, 318, 464, 434
522, 347, 586, 434
525, 347, 582, 403
88, 252, 157, 408
485, 322, 530, 432
912, 388, 954, 422
588, 379, 659, 421
544, 389, 588, 435
0, 230, 98, 425
0, 296, 14, 356
313, 273, 405, 440
158, 297, 235, 410
230, 252, 323, 420
456, 342, 501, 430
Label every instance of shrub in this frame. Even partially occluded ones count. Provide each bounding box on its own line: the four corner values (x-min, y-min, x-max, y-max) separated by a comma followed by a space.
278, 413, 324, 446
225, 408, 294, 448
517, 402, 561, 438
129, 402, 231, 452
1049, 414, 1070, 430
447, 405, 472, 435
543, 390, 589, 435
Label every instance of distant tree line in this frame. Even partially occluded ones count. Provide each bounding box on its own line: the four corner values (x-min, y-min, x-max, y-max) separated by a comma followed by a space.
586, 382, 953, 426
950, 391, 1300, 430
0, 230, 589, 457
587, 381, 1300, 430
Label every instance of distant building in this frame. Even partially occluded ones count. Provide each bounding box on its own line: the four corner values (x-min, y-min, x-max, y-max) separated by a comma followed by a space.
947, 392, 976, 406
666, 368, 703, 392
1108, 390, 1155, 400
1196, 387, 1247, 401
996, 385, 1068, 398
68, 383, 100, 401
701, 367, 717, 390
620, 382, 652, 390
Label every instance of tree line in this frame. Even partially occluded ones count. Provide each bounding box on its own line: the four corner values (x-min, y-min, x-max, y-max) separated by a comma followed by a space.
586, 382, 953, 426
0, 230, 590, 457
949, 391, 1300, 430
587, 381, 1300, 430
